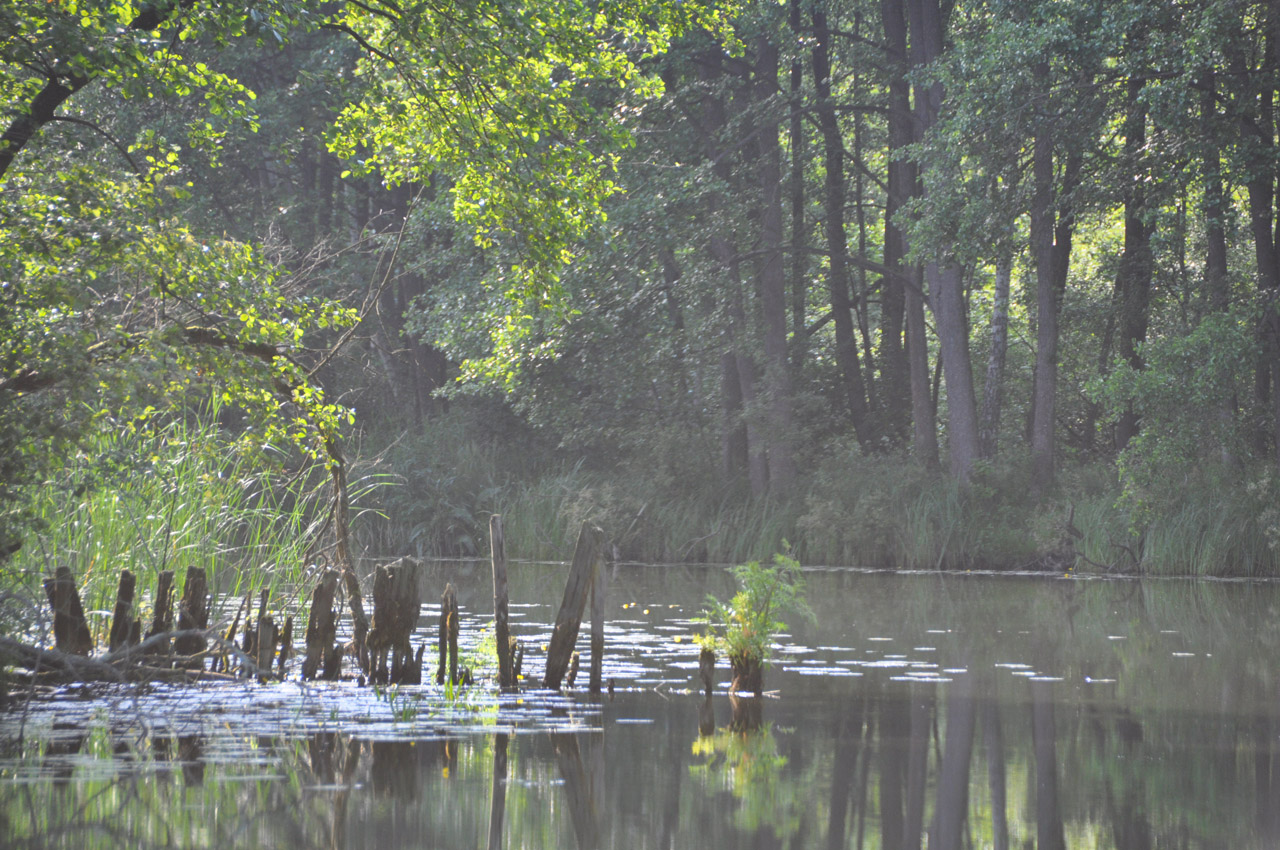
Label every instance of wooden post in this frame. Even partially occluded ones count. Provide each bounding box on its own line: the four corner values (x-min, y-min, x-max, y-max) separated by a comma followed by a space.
147, 569, 175, 661
42, 566, 93, 655
257, 616, 276, 682
175, 567, 208, 664
108, 569, 136, 652
252, 588, 270, 678
699, 647, 716, 699
437, 583, 459, 685
148, 570, 175, 637
303, 569, 339, 681
588, 553, 607, 695
491, 515, 514, 689
543, 523, 601, 689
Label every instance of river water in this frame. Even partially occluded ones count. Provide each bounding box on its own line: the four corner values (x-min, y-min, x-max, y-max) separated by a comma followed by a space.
2, 562, 1278, 848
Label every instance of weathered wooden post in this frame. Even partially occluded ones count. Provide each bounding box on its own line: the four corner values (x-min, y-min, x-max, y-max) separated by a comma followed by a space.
699, 647, 716, 699
302, 569, 339, 681
437, 583, 459, 685
491, 515, 515, 689
146, 569, 175, 661
588, 555, 607, 695
253, 588, 272, 680
277, 615, 293, 678
108, 569, 136, 652
42, 566, 93, 655
175, 567, 208, 666
543, 523, 602, 690
367, 557, 422, 685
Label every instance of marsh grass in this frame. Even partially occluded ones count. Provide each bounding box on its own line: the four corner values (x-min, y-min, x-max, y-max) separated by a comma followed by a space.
7, 411, 342, 642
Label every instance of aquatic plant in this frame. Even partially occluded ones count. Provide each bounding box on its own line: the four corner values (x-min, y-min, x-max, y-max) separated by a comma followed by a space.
694, 551, 813, 696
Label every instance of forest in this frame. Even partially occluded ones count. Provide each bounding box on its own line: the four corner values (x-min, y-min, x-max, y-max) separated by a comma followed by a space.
5, 0, 1280, 612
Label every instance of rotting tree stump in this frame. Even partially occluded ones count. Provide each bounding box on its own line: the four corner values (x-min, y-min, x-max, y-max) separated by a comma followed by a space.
302, 569, 340, 681
108, 569, 137, 653
367, 557, 422, 685
174, 568, 208, 666
42, 566, 93, 656
146, 570, 175, 659
729, 653, 763, 698
699, 647, 716, 698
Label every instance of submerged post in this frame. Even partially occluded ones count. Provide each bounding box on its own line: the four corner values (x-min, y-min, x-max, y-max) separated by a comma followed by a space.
544, 523, 602, 690
491, 515, 515, 689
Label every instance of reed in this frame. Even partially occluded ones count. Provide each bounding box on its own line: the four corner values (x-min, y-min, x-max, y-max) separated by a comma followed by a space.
7, 410, 337, 639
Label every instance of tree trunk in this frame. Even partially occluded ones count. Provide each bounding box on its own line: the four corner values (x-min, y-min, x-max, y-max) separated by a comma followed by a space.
879, 0, 914, 448
979, 258, 1011, 459
1030, 62, 1060, 491
813, 2, 871, 443
754, 36, 798, 493
1113, 79, 1153, 451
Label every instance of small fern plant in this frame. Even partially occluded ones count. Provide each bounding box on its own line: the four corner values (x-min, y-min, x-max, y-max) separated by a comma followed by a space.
694, 551, 813, 696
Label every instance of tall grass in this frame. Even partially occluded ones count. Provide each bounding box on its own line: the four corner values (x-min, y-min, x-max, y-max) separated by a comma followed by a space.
7, 411, 338, 643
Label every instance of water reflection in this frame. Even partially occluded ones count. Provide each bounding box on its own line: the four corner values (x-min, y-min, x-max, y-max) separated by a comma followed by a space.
5, 567, 1280, 848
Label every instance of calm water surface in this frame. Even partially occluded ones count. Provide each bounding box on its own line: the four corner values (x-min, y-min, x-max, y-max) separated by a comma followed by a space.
3, 562, 1280, 849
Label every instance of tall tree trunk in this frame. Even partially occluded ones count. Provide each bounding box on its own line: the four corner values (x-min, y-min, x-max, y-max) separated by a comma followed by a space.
879, 0, 915, 449
789, 0, 808, 367
813, 2, 871, 443
1030, 61, 1060, 491
1203, 72, 1230, 313
909, 0, 976, 480
1113, 79, 1153, 451
754, 37, 799, 493
979, 258, 1011, 459
697, 54, 771, 493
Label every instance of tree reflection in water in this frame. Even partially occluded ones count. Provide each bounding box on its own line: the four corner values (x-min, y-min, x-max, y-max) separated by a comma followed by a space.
8, 568, 1280, 848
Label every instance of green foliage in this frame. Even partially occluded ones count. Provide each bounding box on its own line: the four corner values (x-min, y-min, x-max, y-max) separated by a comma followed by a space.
1093, 310, 1258, 518
1, 407, 339, 639
694, 551, 813, 669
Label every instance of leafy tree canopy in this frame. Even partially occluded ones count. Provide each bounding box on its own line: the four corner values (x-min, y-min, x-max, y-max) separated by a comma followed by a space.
0, 0, 734, 559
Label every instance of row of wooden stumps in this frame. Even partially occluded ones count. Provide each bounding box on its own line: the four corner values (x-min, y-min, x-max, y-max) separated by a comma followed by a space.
33, 516, 609, 689
37, 563, 299, 680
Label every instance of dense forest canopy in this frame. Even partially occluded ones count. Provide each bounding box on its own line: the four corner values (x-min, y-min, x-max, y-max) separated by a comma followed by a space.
4, 0, 1280, 586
